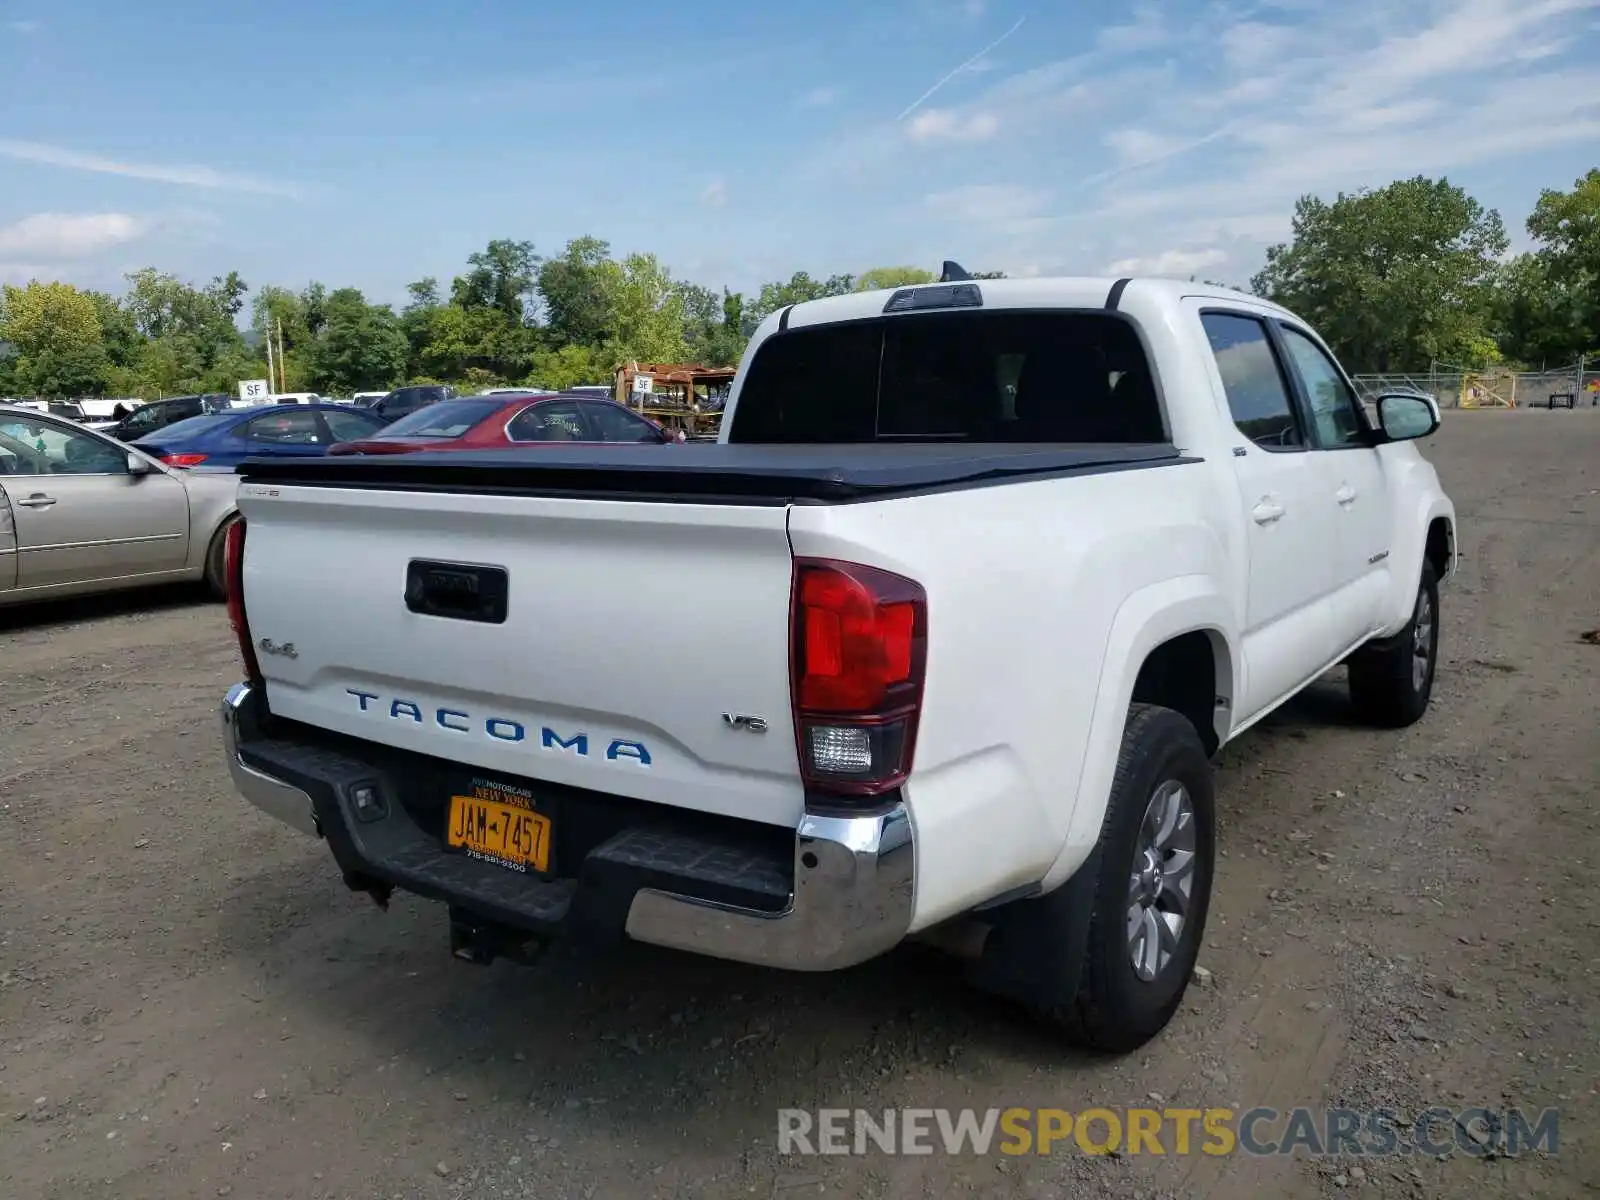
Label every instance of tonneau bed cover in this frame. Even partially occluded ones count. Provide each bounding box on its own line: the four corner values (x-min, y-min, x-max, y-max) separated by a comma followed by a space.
236, 442, 1192, 503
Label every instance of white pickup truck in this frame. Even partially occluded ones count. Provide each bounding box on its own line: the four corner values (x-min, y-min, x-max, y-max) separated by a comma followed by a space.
219, 276, 1457, 1051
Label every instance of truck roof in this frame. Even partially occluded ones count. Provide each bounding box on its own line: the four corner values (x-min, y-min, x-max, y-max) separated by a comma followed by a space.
777, 276, 1294, 332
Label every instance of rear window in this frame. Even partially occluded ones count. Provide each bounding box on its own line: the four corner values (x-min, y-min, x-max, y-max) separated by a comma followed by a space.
729, 311, 1165, 444
134, 413, 231, 442
378, 397, 504, 439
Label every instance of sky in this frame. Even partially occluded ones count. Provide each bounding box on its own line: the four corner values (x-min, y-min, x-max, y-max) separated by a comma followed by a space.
1, 0, 1598, 308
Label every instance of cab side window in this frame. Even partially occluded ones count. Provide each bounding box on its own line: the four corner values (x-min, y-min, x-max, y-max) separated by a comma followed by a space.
1277, 326, 1368, 449
580, 400, 662, 442
1200, 312, 1304, 450
0, 418, 128, 475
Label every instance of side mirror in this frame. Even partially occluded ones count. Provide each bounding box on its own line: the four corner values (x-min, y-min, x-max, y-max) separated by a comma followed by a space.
1374, 393, 1440, 442
126, 452, 156, 476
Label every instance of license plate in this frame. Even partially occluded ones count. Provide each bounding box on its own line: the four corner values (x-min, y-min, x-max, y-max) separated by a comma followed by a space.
446, 783, 551, 873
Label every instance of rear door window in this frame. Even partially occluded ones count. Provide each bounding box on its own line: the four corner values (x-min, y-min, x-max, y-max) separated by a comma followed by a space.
728, 311, 1165, 444
507, 400, 590, 442
1199, 312, 1304, 450
320, 408, 385, 442
240, 410, 323, 445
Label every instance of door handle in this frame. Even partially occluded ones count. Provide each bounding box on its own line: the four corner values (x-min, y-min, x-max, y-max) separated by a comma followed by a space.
1251, 500, 1285, 525
1336, 485, 1357, 506
14, 494, 56, 508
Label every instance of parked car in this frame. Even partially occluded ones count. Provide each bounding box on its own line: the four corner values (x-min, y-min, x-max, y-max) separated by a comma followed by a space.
12, 399, 89, 421
326, 391, 674, 455
352, 392, 389, 407
101, 394, 231, 441
0, 404, 243, 602
267, 392, 324, 405
368, 384, 457, 424
79, 398, 143, 430
218, 276, 1457, 1053
131, 403, 387, 469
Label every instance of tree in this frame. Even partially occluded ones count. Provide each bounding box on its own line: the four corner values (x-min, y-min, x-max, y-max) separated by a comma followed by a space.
0, 280, 109, 395
608, 253, 688, 364
452, 238, 539, 322
746, 271, 855, 331
1510, 168, 1600, 360
855, 266, 937, 291
538, 236, 620, 348
526, 343, 613, 390
310, 288, 408, 393
122, 267, 251, 392
1252, 176, 1508, 372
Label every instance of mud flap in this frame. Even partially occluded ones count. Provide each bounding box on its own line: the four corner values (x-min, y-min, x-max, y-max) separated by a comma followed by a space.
965, 848, 1102, 1010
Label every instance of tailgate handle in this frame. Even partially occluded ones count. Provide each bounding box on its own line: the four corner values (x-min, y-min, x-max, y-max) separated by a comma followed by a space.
405, 560, 509, 624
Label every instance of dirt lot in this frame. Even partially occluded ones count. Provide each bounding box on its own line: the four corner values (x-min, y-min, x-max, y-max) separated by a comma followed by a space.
2, 410, 1596, 1200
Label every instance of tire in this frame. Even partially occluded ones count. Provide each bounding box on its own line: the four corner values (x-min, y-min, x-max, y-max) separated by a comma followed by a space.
1348, 560, 1439, 728
204, 517, 235, 601
1047, 703, 1216, 1053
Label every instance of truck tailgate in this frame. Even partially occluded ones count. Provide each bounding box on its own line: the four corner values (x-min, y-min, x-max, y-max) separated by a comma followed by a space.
235, 482, 804, 827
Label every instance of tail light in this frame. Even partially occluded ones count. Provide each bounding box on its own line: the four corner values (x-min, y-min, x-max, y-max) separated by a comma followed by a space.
224, 518, 261, 682
160, 452, 209, 467
790, 558, 927, 798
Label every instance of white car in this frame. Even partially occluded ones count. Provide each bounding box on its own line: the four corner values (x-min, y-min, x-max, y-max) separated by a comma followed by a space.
0, 404, 240, 603
216, 276, 1457, 1052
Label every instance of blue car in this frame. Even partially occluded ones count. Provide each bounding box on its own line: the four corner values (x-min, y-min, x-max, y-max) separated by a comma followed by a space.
131, 403, 388, 469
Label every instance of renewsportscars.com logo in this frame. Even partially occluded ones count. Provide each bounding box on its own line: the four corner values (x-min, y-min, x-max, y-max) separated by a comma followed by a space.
777, 1106, 1560, 1159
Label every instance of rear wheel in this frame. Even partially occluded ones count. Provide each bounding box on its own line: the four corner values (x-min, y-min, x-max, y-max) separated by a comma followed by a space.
1047, 704, 1215, 1052
1348, 560, 1439, 728
204, 517, 235, 600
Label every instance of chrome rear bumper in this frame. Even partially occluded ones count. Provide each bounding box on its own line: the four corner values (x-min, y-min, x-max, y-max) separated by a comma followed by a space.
219, 681, 915, 971
625, 805, 914, 971
222, 682, 321, 839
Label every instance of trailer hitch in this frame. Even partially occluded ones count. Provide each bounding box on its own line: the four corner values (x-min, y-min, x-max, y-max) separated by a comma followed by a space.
448, 909, 548, 967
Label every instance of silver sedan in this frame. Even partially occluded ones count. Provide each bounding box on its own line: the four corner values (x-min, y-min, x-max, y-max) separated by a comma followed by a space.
0, 404, 240, 605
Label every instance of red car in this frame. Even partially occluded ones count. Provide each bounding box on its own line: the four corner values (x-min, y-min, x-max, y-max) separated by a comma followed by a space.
327, 391, 681, 456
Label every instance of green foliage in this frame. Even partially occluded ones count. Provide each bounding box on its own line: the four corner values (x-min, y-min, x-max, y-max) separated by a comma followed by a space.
526, 343, 612, 390
855, 265, 937, 291
0, 280, 110, 395
310, 288, 408, 393
1252, 176, 1508, 372
746, 271, 856, 332
1495, 169, 1600, 364
538, 237, 619, 349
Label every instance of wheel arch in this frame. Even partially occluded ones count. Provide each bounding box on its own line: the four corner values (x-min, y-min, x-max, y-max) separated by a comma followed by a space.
1037, 576, 1237, 895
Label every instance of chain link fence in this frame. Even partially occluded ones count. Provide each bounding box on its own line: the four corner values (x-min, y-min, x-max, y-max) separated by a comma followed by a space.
1352, 366, 1599, 410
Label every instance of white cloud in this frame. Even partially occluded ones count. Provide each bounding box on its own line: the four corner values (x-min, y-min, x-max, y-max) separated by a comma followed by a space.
1105, 248, 1228, 277
700, 178, 728, 208
0, 262, 53, 284
799, 86, 838, 108
0, 139, 300, 197
926, 184, 1051, 222
7, 18, 40, 33
906, 108, 1000, 143
789, 0, 1599, 282
0, 212, 150, 258
1096, 7, 1170, 53
1219, 21, 1297, 70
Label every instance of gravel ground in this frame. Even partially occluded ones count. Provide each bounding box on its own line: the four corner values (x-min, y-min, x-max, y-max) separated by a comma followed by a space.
1, 410, 1596, 1200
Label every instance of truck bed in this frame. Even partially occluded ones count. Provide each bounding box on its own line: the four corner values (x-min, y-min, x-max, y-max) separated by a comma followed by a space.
235, 442, 1192, 503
